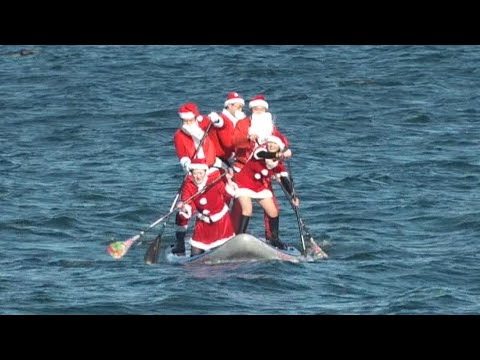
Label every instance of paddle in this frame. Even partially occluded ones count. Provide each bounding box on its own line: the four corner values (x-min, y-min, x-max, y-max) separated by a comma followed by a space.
144, 121, 215, 264
108, 206, 181, 260
277, 162, 328, 259
109, 172, 226, 260
143, 189, 181, 264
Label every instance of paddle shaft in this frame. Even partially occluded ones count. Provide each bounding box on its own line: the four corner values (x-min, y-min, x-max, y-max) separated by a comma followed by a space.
277, 177, 307, 255
283, 161, 327, 257
148, 172, 227, 231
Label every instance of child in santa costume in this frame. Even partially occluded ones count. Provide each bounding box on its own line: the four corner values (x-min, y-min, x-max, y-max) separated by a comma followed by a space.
176, 158, 236, 256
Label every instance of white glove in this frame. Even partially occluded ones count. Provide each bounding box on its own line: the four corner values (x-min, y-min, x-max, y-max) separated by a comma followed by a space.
181, 158, 191, 173
208, 112, 223, 128
282, 149, 292, 159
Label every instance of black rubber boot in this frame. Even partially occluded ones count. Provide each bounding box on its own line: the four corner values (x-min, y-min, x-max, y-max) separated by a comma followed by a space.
236, 215, 251, 234
172, 231, 186, 256
267, 216, 287, 250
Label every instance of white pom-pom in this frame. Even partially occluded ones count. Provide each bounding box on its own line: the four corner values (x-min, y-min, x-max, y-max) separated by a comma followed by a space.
254, 173, 261, 180
261, 169, 269, 176
199, 198, 207, 205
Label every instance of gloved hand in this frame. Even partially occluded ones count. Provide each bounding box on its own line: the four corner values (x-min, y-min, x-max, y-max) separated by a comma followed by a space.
282, 149, 292, 159
208, 112, 223, 128
182, 158, 191, 173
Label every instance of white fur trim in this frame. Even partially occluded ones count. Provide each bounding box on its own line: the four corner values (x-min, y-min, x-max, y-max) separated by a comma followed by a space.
190, 235, 233, 251
196, 204, 229, 223
224, 97, 245, 107
179, 111, 195, 120
188, 163, 208, 171
196, 115, 204, 122
249, 99, 268, 109
222, 109, 240, 127
209, 204, 229, 222
225, 182, 236, 196
235, 188, 273, 199
266, 135, 285, 151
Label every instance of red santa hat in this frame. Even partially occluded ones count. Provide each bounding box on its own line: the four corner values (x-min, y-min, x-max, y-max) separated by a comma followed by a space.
178, 102, 202, 121
224, 91, 245, 107
188, 158, 209, 171
249, 94, 269, 110
266, 135, 285, 151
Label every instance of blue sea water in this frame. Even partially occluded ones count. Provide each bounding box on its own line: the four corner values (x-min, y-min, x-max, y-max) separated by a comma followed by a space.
1, 45, 479, 314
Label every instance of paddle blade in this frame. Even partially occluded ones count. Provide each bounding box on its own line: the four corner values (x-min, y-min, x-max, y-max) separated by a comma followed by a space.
307, 238, 328, 259
144, 236, 162, 265
108, 241, 128, 259
107, 237, 136, 259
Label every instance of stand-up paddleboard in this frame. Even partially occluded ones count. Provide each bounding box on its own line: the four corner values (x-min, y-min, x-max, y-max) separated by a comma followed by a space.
165, 233, 324, 265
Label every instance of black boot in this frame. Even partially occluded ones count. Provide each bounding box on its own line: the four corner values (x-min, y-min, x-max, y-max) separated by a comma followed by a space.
267, 216, 287, 250
172, 231, 186, 256
236, 215, 250, 234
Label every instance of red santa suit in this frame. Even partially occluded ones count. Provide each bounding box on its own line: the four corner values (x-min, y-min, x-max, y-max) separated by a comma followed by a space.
232, 112, 288, 173
178, 163, 236, 251
234, 144, 289, 200
208, 92, 247, 165
174, 102, 217, 169
231, 95, 290, 239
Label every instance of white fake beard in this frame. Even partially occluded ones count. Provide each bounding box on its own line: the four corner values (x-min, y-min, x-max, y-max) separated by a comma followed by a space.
249, 112, 274, 144
234, 110, 246, 121
182, 122, 204, 141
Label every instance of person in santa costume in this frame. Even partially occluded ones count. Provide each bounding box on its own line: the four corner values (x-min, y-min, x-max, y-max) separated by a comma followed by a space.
231, 94, 293, 241
234, 135, 298, 250
207, 91, 247, 169
176, 158, 236, 256
174, 102, 217, 171
172, 102, 223, 255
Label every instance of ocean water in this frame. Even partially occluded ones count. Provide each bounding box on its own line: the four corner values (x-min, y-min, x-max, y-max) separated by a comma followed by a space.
1, 45, 479, 314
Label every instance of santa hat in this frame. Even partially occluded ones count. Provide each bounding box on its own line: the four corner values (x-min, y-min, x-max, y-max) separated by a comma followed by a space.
249, 94, 269, 110
179, 102, 202, 121
188, 158, 209, 171
224, 91, 245, 107
266, 135, 285, 151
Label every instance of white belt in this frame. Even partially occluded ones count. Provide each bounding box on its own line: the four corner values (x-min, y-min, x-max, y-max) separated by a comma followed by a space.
197, 204, 229, 223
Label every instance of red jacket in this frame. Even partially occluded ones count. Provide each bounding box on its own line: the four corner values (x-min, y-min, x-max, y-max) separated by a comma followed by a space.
234, 146, 288, 199
179, 171, 235, 249
173, 128, 216, 168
